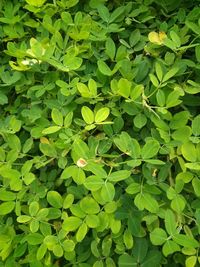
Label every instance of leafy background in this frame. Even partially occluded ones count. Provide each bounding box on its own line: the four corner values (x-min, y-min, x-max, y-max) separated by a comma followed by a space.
0, 0, 200, 266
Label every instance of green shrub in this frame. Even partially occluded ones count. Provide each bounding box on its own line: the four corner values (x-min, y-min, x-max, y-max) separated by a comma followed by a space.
0, 0, 200, 266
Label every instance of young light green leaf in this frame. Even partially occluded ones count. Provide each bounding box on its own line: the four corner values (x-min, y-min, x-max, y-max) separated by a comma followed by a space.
80, 197, 100, 214
95, 107, 110, 123
77, 82, 90, 97
170, 31, 181, 48
81, 106, 94, 124
173, 234, 199, 248
63, 240, 75, 252
17, 215, 32, 223
51, 108, 63, 126
62, 217, 82, 232
192, 177, 200, 197
162, 68, 179, 83
76, 222, 88, 242
149, 74, 159, 87
42, 126, 61, 135
25, 0, 47, 7
118, 78, 132, 98
181, 142, 197, 162
0, 201, 15, 215
97, 60, 112, 76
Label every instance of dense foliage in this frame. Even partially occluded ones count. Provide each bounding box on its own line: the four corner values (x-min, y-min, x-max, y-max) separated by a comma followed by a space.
1, 0, 200, 266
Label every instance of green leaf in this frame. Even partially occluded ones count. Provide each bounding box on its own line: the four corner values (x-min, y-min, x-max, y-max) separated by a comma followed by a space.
73, 138, 89, 158
195, 45, 200, 63
63, 240, 75, 252
30, 220, 39, 233
155, 62, 163, 81
126, 183, 141, 194
42, 126, 61, 135
63, 194, 74, 209
118, 254, 137, 267
118, 78, 132, 98
108, 170, 131, 182
170, 31, 181, 48
64, 112, 73, 128
51, 108, 63, 126
181, 142, 197, 162
37, 243, 47, 261
95, 107, 110, 123
134, 113, 147, 129
156, 90, 165, 106
25, 0, 47, 7
23, 137, 33, 153
62, 217, 82, 232
150, 228, 167, 245
26, 233, 43, 245
162, 240, 180, 256
81, 106, 94, 124
123, 229, 134, 249
172, 126, 192, 143
47, 191, 63, 208
0, 201, 15, 215
76, 222, 87, 242
101, 182, 115, 202
141, 139, 160, 159
105, 37, 116, 60
192, 115, 200, 136
171, 195, 185, 213
0, 92, 8, 105
185, 21, 200, 36
173, 234, 199, 248
88, 79, 97, 97
77, 82, 91, 98
23, 172, 35, 185
141, 250, 162, 267
71, 167, 86, 185
53, 244, 63, 257
144, 159, 165, 165
166, 91, 181, 108
29, 201, 39, 216
170, 112, 190, 130
185, 163, 200, 170
97, 60, 112, 76
86, 214, 100, 228
149, 74, 159, 87
192, 177, 200, 197
63, 55, 82, 70
0, 189, 16, 201
142, 193, 159, 213
162, 68, 179, 83
165, 209, 177, 235
129, 139, 141, 159
17, 215, 32, 223
84, 176, 104, 191
80, 197, 100, 214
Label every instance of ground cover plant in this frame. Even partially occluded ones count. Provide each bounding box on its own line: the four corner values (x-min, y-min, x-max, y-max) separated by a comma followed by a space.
0, 0, 200, 266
